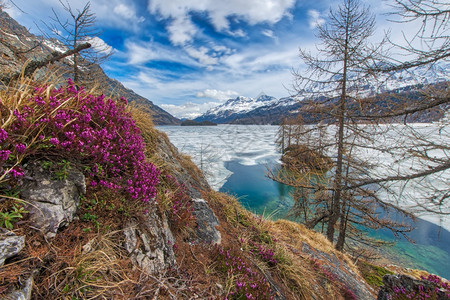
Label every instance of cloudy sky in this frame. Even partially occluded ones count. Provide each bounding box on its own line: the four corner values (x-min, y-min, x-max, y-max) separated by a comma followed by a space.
5, 0, 404, 118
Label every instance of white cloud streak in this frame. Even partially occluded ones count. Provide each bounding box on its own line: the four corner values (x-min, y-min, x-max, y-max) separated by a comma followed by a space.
196, 89, 239, 100
160, 102, 221, 119
113, 3, 145, 23
307, 9, 325, 29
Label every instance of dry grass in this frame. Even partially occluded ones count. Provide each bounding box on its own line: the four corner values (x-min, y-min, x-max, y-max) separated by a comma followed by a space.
31, 228, 142, 299
268, 219, 358, 273
204, 190, 346, 299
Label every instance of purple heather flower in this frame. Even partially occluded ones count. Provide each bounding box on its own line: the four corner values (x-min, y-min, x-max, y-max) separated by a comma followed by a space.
50, 137, 59, 145
0, 128, 7, 142
16, 143, 26, 154
0, 150, 11, 161
9, 167, 24, 178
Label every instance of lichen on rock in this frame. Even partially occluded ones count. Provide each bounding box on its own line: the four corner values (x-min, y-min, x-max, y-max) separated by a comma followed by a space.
21, 162, 86, 238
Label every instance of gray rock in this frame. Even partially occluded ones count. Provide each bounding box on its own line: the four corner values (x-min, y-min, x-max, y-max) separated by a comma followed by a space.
302, 243, 375, 300
378, 274, 449, 300
154, 133, 210, 198
192, 198, 221, 244
123, 211, 176, 275
1, 273, 34, 300
0, 230, 25, 266
21, 162, 86, 238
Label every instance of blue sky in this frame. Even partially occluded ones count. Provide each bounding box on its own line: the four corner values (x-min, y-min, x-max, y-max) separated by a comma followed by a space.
5, 0, 404, 118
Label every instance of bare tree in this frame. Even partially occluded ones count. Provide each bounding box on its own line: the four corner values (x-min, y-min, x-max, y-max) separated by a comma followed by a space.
363, 0, 450, 219
45, 1, 111, 84
271, 0, 413, 251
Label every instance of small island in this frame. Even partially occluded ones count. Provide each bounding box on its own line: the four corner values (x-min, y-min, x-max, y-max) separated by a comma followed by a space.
180, 119, 218, 126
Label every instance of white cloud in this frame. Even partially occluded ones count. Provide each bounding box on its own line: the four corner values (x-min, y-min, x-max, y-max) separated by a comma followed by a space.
227, 29, 246, 38
124, 40, 202, 66
185, 46, 218, 65
113, 3, 145, 23
83, 36, 114, 55
3, 4, 22, 18
307, 9, 325, 29
196, 89, 239, 100
160, 102, 221, 119
147, 0, 295, 44
167, 16, 198, 46
220, 44, 299, 75
262, 29, 275, 38
125, 41, 157, 65
212, 45, 232, 54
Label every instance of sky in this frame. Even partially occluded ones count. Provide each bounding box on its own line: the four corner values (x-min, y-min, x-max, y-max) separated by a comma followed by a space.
4, 0, 410, 119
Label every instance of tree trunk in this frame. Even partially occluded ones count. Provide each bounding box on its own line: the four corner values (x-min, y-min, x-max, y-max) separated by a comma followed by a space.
326, 19, 349, 243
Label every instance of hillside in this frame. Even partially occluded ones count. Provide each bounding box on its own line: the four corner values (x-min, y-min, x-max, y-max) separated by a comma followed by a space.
0, 8, 180, 125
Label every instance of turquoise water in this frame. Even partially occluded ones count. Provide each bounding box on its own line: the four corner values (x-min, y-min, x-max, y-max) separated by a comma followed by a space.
220, 160, 450, 279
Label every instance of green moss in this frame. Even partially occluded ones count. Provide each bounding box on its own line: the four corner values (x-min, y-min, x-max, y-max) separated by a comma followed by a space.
360, 261, 394, 288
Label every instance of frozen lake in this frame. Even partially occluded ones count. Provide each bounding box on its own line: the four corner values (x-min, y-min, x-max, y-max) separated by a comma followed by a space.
158, 124, 450, 278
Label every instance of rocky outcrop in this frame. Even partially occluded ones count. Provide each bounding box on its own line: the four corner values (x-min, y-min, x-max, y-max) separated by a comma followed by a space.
302, 243, 375, 300
192, 198, 221, 244
0, 229, 34, 300
1, 273, 34, 300
123, 213, 176, 275
0, 229, 25, 266
378, 274, 450, 300
154, 133, 221, 245
21, 162, 86, 238
154, 132, 210, 199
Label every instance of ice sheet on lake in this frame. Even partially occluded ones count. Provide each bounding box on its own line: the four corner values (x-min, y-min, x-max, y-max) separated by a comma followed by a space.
158, 125, 280, 190
158, 124, 449, 231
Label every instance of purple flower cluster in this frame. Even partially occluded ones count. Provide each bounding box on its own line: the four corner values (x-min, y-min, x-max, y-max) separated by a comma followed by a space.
217, 246, 273, 300
1, 79, 160, 204
391, 274, 450, 300
247, 241, 277, 266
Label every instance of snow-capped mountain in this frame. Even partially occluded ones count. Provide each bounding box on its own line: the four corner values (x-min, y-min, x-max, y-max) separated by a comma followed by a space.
194, 65, 449, 124
205, 93, 278, 115
194, 93, 282, 124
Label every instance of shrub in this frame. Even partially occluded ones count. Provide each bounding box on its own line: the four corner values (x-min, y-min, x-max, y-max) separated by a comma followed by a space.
0, 79, 159, 206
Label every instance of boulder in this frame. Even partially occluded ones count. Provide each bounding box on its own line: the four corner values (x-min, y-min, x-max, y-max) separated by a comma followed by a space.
123, 211, 176, 275
21, 162, 86, 238
302, 242, 375, 300
0, 229, 25, 266
192, 198, 221, 244
154, 133, 210, 198
1, 272, 35, 300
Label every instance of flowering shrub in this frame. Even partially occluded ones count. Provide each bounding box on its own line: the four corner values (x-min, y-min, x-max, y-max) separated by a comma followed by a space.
162, 174, 195, 231
216, 246, 273, 300
0, 79, 159, 204
390, 274, 450, 300
247, 240, 277, 266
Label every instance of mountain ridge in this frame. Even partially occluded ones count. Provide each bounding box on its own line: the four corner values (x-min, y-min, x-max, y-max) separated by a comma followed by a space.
195, 66, 449, 124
